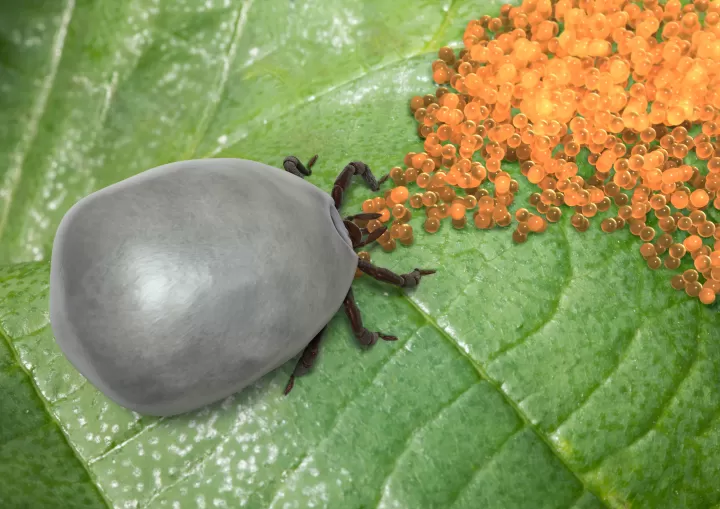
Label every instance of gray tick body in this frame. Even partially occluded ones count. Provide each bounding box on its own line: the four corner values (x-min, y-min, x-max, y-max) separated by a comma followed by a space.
50, 156, 435, 416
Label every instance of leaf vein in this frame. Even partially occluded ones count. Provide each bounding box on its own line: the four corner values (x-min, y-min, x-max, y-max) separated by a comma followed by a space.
140, 420, 238, 508
88, 417, 165, 466
584, 304, 702, 473
438, 243, 515, 320
201, 50, 438, 158
264, 325, 425, 509
549, 325, 642, 435
400, 293, 611, 509
0, 0, 75, 243
187, 0, 255, 159
446, 425, 526, 509
423, 0, 461, 52
372, 382, 479, 509
486, 221, 574, 363
49, 378, 88, 406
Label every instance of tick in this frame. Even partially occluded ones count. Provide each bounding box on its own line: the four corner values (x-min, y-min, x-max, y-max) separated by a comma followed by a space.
50, 156, 435, 416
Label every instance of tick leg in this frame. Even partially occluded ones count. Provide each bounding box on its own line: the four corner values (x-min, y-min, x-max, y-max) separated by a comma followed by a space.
343, 220, 363, 247
331, 161, 389, 211
284, 325, 326, 395
343, 288, 397, 347
343, 213, 384, 249
283, 154, 318, 179
357, 259, 436, 289
354, 226, 387, 248
344, 212, 382, 222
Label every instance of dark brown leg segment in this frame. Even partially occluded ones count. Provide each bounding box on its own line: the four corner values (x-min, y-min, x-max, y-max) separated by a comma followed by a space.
284, 326, 326, 395
331, 161, 389, 210
357, 259, 436, 289
343, 288, 397, 347
340, 213, 387, 249
354, 227, 387, 248
344, 212, 382, 222
283, 154, 318, 179
343, 220, 363, 247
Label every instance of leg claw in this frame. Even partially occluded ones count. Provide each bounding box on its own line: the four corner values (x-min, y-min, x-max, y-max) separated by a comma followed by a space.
402, 268, 437, 287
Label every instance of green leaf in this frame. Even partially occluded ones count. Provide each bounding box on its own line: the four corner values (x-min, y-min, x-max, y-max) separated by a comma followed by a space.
1, 0, 719, 508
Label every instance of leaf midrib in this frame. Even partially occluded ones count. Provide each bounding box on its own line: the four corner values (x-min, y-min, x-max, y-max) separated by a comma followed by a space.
398, 218, 611, 509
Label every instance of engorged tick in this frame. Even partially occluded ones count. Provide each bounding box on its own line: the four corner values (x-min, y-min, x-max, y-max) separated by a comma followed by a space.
49, 156, 435, 417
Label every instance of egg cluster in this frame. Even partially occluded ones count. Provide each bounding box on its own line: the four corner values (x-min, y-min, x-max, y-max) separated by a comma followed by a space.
362, 0, 720, 305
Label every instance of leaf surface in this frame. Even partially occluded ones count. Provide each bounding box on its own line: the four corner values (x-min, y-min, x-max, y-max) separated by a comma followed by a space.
1, 1, 719, 508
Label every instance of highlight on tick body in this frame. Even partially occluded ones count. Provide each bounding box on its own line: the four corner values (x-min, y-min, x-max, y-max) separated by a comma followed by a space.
362, 0, 720, 306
